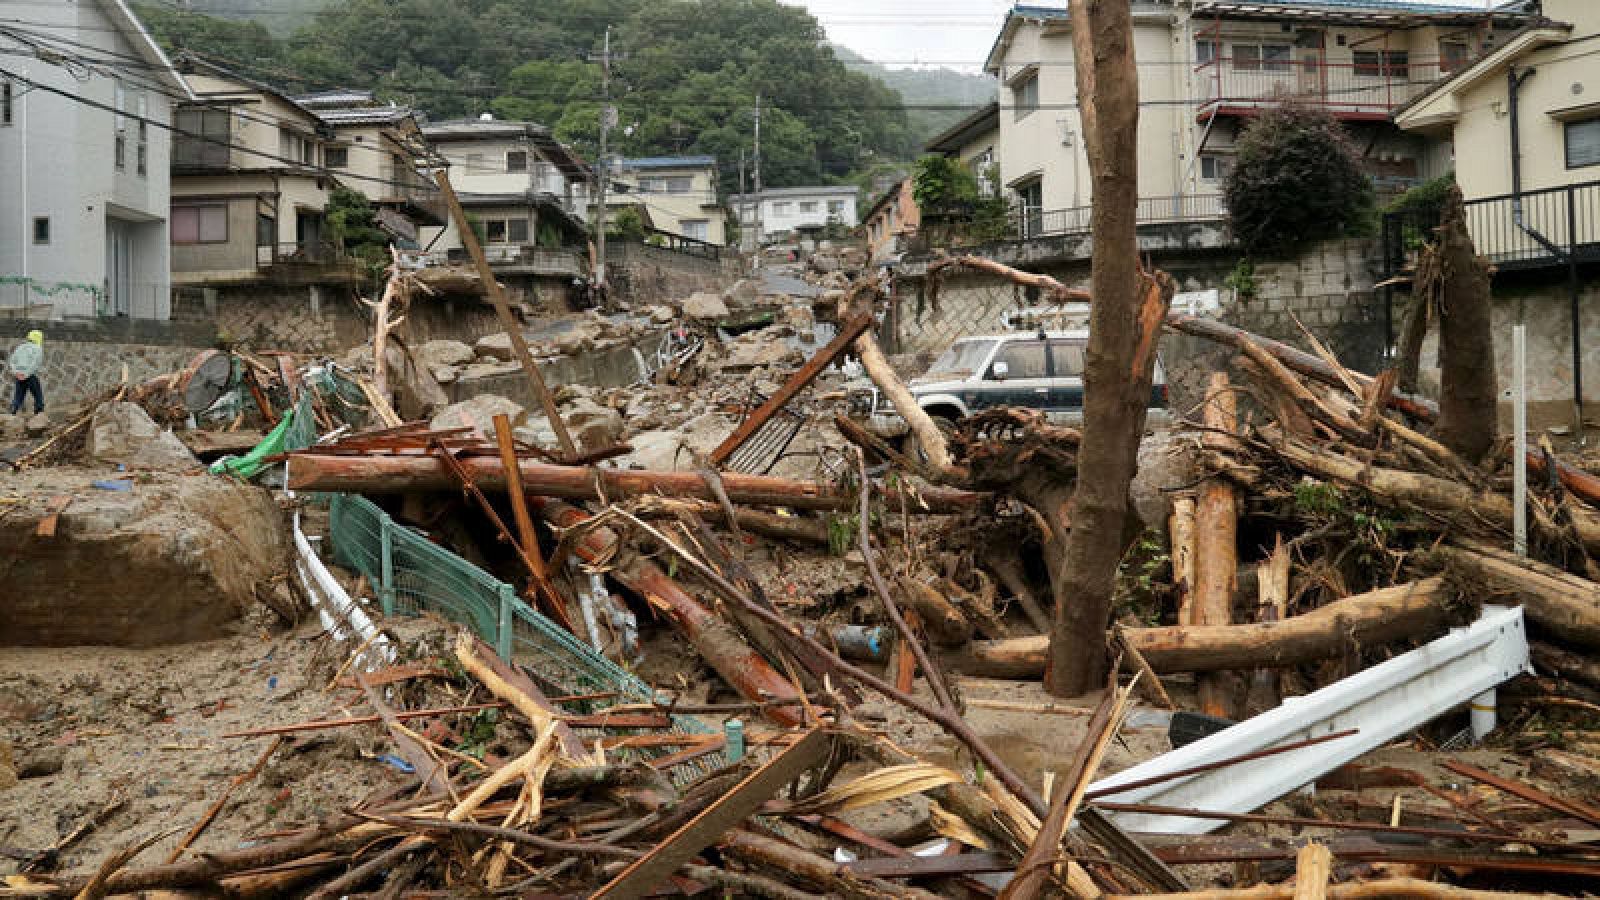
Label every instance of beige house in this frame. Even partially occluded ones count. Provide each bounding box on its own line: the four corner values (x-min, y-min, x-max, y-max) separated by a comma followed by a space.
168, 55, 361, 287
925, 101, 1000, 194
418, 118, 593, 279
1395, 0, 1599, 267
293, 90, 446, 244
983, 1, 1525, 237
611, 156, 726, 246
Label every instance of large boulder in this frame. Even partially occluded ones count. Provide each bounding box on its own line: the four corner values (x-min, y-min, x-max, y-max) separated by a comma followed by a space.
416, 339, 475, 369
551, 321, 602, 355
88, 402, 198, 473
430, 394, 527, 438
683, 292, 731, 321
24, 413, 50, 437
474, 332, 516, 362
0, 472, 286, 646
563, 398, 624, 452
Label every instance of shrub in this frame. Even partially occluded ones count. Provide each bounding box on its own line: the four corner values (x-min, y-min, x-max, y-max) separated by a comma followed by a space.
1224, 103, 1374, 256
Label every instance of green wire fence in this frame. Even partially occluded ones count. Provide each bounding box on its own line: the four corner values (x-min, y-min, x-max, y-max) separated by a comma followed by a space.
324, 493, 724, 778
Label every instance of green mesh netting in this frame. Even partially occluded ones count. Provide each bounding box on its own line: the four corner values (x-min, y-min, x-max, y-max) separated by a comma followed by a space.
325, 493, 723, 781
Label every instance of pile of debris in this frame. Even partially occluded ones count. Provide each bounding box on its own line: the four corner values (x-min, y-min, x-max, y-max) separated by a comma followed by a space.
9, 244, 1600, 898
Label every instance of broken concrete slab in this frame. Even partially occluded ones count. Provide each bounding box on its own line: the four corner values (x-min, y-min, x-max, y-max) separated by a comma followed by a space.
431, 364, 461, 385
0, 471, 287, 647
87, 402, 198, 473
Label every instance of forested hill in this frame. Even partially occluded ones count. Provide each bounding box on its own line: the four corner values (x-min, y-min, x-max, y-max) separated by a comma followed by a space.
157, 1, 330, 36
134, 0, 921, 193
831, 46, 996, 145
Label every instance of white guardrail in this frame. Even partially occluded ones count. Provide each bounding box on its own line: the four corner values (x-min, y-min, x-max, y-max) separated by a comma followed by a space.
1088, 605, 1532, 835
292, 511, 395, 673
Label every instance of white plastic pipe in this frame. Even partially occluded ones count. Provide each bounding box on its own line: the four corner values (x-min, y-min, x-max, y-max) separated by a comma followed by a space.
1470, 688, 1497, 741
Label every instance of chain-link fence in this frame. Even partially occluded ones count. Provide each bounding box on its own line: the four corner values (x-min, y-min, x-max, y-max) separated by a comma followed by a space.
887, 272, 1054, 356
325, 493, 723, 780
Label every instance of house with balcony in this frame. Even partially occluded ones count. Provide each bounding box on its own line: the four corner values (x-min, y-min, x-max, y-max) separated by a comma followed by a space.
293, 90, 446, 245
611, 156, 728, 246
0, 0, 190, 320
729, 185, 859, 245
419, 118, 596, 309
167, 54, 363, 288
1395, 0, 1598, 272
982, 0, 1526, 242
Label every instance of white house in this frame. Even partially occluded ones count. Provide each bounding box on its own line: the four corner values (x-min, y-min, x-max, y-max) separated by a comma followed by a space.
730, 185, 859, 243
983, 0, 1526, 237
611, 156, 727, 245
0, 0, 191, 320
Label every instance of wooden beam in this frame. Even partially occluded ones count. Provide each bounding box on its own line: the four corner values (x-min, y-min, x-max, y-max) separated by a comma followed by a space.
590, 729, 833, 899
433, 169, 575, 457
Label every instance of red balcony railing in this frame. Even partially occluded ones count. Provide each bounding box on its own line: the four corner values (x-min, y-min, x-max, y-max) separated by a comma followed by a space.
1193, 55, 1453, 121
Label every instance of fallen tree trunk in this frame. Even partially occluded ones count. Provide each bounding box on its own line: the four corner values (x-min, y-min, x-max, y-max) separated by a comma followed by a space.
1269, 437, 1600, 556
958, 578, 1453, 677
897, 577, 974, 647
533, 499, 806, 726
286, 453, 984, 514
1436, 543, 1600, 649
1428, 186, 1499, 463
1169, 312, 1600, 512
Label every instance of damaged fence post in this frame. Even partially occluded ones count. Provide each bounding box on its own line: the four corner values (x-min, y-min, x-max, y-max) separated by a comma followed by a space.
378, 515, 397, 616
497, 583, 516, 662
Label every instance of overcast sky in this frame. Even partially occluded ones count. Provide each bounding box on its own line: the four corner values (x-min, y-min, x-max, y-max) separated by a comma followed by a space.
789, 0, 1505, 72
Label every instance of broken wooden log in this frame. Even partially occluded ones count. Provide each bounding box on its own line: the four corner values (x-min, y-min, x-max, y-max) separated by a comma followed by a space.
896, 576, 974, 647
286, 452, 984, 514
1435, 542, 1600, 649
533, 499, 806, 726
721, 829, 948, 900
1194, 373, 1242, 719
958, 578, 1453, 678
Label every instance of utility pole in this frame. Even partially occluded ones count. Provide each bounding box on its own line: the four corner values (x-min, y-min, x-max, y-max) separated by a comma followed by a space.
752, 94, 763, 249
591, 26, 614, 300
738, 146, 749, 251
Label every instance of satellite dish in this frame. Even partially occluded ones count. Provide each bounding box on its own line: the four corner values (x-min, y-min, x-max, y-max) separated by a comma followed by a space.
181, 349, 235, 413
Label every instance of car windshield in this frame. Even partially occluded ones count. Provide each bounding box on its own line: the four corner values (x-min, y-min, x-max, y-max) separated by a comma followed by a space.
926, 339, 995, 376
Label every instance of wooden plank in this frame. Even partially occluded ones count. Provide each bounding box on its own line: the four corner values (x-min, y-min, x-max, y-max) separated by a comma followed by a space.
35, 495, 71, 538
433, 169, 575, 457
709, 314, 873, 467
492, 413, 568, 627
1441, 759, 1600, 828
591, 729, 833, 899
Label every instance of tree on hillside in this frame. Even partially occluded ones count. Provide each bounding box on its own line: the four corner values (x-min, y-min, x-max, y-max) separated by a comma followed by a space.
1224, 102, 1374, 256
136, 0, 919, 188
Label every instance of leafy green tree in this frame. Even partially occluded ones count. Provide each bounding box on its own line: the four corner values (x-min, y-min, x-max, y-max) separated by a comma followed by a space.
609, 206, 649, 242
912, 154, 979, 211
325, 187, 389, 279
1224, 103, 1374, 256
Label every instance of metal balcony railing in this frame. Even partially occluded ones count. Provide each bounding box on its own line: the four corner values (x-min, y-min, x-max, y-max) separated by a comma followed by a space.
1194, 55, 1452, 119
1382, 180, 1600, 275
1019, 194, 1226, 239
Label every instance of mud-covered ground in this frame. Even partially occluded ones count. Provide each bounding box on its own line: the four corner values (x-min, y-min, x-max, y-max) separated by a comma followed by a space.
0, 617, 457, 873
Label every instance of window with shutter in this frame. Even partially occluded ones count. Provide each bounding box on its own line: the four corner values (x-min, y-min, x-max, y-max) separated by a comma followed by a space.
1567, 119, 1600, 169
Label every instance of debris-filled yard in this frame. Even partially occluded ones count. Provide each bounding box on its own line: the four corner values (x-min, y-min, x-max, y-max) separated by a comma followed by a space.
5, 232, 1600, 898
